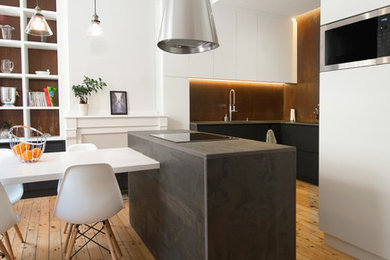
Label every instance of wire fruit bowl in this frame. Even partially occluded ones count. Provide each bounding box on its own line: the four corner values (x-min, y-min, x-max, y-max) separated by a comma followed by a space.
9, 125, 47, 163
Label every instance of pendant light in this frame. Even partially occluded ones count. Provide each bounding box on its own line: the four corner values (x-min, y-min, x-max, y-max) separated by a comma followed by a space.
88, 0, 103, 36
158, 0, 219, 54
25, 0, 53, 36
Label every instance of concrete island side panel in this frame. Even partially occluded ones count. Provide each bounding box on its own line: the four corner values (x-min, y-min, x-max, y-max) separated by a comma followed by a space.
128, 130, 296, 260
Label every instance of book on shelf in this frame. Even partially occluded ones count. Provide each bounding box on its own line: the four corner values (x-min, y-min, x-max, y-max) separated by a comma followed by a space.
28, 87, 56, 107
43, 87, 52, 107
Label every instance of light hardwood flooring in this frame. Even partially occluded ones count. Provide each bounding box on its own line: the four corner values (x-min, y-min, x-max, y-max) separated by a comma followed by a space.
1, 180, 355, 260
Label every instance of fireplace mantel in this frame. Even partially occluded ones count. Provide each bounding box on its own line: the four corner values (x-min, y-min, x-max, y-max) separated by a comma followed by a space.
64, 115, 168, 148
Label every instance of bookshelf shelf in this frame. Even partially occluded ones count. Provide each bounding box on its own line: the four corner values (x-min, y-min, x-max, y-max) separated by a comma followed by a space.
0, 73, 22, 78
26, 107, 60, 110
26, 74, 58, 80
0, 39, 22, 48
23, 8, 57, 20
25, 42, 58, 50
0, 5, 21, 16
0, 106, 24, 110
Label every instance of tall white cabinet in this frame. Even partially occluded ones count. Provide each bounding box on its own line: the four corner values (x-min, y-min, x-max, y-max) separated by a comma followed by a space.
236, 12, 258, 81
213, 6, 236, 79
321, 0, 389, 25
319, 0, 390, 259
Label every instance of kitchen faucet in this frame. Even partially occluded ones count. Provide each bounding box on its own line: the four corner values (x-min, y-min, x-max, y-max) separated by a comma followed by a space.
229, 89, 237, 121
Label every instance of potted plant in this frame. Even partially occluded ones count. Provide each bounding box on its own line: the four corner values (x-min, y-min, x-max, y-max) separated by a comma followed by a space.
72, 76, 107, 116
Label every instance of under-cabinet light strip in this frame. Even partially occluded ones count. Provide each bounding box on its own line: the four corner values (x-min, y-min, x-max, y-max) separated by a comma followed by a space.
189, 78, 287, 86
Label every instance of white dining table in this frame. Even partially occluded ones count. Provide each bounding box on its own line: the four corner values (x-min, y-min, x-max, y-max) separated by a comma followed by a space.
0, 147, 160, 184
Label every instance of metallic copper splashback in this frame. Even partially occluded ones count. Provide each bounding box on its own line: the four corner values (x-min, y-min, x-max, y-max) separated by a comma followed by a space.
284, 8, 320, 123
190, 79, 285, 121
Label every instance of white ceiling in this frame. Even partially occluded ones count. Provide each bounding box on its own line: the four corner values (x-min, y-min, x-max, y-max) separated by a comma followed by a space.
213, 0, 320, 17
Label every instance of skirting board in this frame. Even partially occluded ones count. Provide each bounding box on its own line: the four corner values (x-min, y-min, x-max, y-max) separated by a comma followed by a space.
324, 234, 386, 260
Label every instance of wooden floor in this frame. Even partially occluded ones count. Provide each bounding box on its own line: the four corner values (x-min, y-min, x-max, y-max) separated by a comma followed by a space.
1, 180, 355, 260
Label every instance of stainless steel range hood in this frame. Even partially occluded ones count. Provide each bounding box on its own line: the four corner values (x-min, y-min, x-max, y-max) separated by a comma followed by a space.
157, 0, 219, 54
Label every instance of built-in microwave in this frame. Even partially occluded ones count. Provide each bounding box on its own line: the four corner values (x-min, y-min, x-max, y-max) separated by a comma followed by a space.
321, 6, 390, 72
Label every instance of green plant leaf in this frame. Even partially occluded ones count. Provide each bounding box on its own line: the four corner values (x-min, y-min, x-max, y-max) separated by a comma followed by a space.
72, 76, 107, 104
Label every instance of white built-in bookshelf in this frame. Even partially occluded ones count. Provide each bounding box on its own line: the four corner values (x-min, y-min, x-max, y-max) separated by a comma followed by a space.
0, 0, 61, 143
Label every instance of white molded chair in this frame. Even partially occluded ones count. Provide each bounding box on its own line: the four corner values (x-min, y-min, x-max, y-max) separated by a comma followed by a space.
4, 184, 23, 205
60, 143, 98, 234
66, 143, 98, 152
0, 183, 19, 260
0, 149, 24, 244
53, 163, 124, 260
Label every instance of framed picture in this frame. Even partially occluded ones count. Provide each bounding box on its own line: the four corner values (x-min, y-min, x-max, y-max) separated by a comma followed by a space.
110, 91, 128, 115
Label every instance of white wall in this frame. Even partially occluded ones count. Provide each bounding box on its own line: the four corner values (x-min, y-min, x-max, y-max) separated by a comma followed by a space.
319, 0, 390, 259
63, 0, 160, 116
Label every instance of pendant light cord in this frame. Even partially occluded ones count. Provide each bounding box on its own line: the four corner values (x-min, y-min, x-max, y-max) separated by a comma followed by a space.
94, 0, 97, 15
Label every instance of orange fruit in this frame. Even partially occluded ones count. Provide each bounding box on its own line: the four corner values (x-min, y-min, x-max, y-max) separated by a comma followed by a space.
12, 143, 30, 155
32, 148, 42, 158
12, 144, 22, 155
20, 142, 30, 151
21, 150, 33, 162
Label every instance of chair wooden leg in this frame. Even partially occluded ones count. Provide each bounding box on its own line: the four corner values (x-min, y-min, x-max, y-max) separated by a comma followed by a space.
0, 239, 12, 260
103, 221, 117, 260
63, 222, 69, 234
64, 224, 74, 253
13, 224, 24, 243
105, 219, 122, 257
65, 224, 78, 260
3, 232, 15, 260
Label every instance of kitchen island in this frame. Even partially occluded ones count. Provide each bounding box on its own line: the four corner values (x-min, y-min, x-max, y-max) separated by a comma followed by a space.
128, 130, 296, 260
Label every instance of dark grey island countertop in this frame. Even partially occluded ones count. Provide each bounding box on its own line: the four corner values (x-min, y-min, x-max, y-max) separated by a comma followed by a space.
129, 129, 294, 159
128, 130, 296, 260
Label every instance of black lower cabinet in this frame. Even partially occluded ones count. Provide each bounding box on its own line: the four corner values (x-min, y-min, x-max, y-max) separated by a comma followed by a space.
191, 123, 282, 142
1, 140, 128, 198
280, 124, 319, 185
192, 122, 319, 185
296, 151, 318, 185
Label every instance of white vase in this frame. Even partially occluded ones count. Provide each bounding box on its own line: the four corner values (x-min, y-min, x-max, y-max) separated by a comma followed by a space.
79, 103, 89, 116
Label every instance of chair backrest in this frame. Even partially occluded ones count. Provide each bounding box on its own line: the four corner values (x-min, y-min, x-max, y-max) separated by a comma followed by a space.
0, 183, 18, 234
67, 143, 98, 152
0, 148, 12, 157
53, 163, 124, 224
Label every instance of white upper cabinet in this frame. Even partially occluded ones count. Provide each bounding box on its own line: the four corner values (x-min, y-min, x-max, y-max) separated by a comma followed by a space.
162, 51, 189, 77
321, 0, 389, 25
161, 4, 296, 83
213, 5, 236, 79
189, 51, 214, 78
257, 13, 293, 83
236, 12, 258, 81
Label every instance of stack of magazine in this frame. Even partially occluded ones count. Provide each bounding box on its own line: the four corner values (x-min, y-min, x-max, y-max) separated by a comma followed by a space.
27, 87, 57, 107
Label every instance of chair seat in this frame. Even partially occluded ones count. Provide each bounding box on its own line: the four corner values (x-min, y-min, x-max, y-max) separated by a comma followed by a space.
4, 184, 24, 205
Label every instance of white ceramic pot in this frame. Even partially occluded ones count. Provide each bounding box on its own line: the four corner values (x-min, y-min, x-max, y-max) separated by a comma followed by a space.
79, 103, 89, 116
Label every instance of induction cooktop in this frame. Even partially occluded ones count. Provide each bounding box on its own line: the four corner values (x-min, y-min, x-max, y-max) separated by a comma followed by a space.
150, 132, 236, 143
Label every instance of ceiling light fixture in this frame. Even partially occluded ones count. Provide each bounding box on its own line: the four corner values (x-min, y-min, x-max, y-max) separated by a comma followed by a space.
88, 0, 103, 36
25, 0, 53, 36
158, 0, 219, 54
